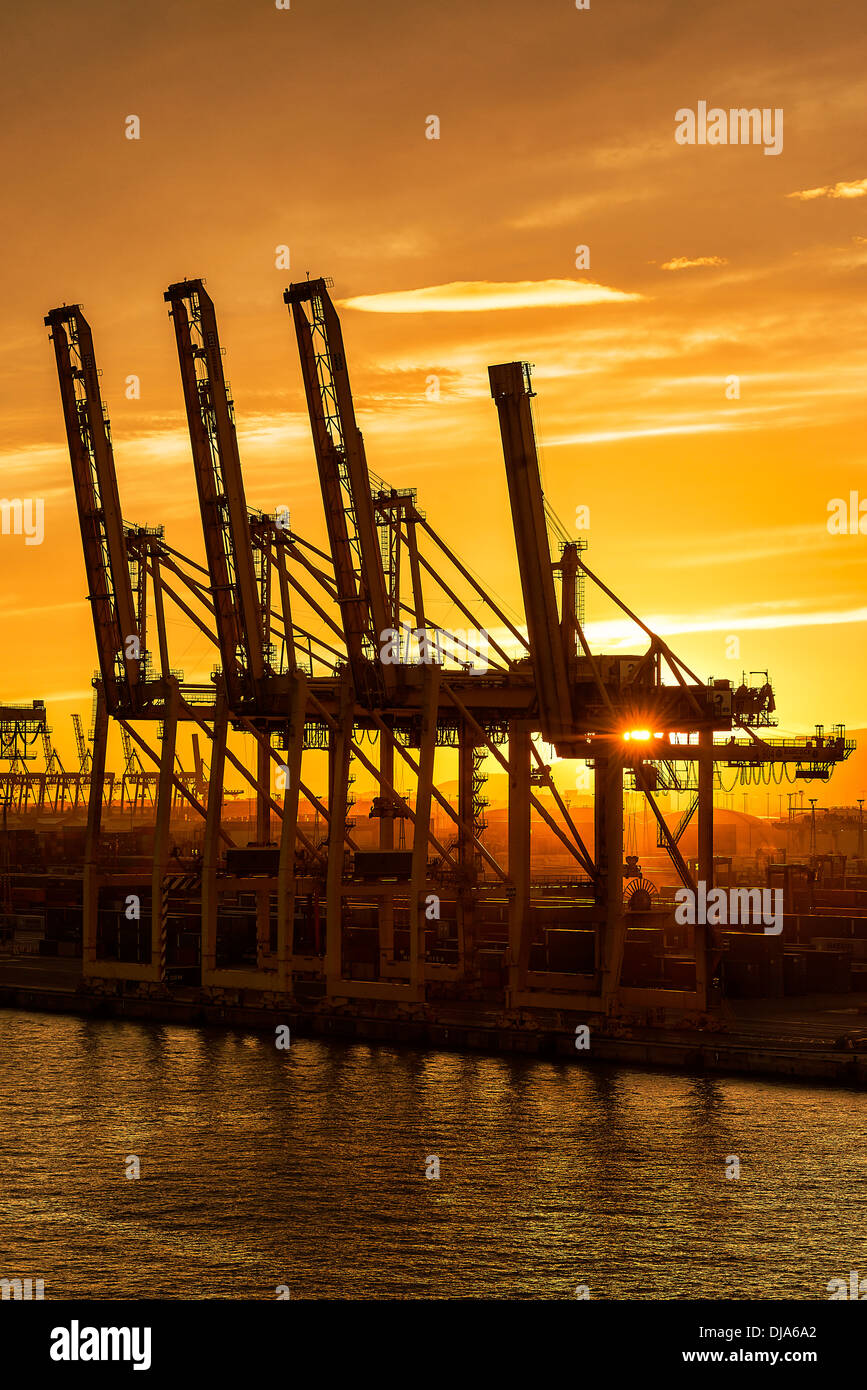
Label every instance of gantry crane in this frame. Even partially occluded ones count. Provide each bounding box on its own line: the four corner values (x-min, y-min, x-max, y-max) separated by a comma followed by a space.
0, 703, 47, 762
46, 303, 236, 988
40, 728, 62, 811
119, 727, 155, 813
487, 359, 855, 1008
72, 713, 91, 774
165, 278, 316, 981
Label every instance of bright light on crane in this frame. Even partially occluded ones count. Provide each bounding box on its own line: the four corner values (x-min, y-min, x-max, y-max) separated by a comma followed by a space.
623, 729, 652, 742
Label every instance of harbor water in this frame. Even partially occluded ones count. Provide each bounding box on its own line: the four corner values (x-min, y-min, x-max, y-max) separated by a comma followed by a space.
1, 1009, 864, 1300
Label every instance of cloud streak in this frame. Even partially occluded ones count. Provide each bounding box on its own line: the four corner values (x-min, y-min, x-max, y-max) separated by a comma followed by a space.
787, 177, 867, 201
547, 422, 733, 446
660, 256, 728, 271
485, 604, 867, 663
339, 279, 642, 314
582, 606, 867, 651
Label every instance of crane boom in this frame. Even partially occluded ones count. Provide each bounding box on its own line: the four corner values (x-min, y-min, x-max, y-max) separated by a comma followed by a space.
45, 305, 142, 713
489, 362, 573, 742
164, 279, 266, 711
284, 279, 394, 699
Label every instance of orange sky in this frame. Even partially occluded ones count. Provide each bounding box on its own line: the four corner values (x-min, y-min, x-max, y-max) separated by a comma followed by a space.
2, 0, 866, 775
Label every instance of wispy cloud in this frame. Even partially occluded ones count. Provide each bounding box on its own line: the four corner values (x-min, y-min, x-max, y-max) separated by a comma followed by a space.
484, 603, 867, 663
657, 524, 832, 568
832, 234, 867, 269
588, 607, 867, 651
660, 256, 728, 271
508, 186, 655, 230
339, 279, 642, 314
787, 177, 867, 201
1, 600, 83, 621
547, 422, 733, 446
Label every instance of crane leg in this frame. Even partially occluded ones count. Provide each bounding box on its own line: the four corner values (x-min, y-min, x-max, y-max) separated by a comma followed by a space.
83, 686, 108, 977
457, 722, 478, 982
409, 667, 439, 997
325, 685, 352, 997
277, 676, 306, 991
255, 734, 271, 967
597, 753, 626, 1013
378, 729, 395, 972
201, 688, 228, 982
507, 723, 531, 1002
696, 730, 713, 1010
150, 681, 178, 984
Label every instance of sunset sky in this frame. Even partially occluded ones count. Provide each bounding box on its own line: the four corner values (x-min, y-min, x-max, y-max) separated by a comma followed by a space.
2, 0, 866, 779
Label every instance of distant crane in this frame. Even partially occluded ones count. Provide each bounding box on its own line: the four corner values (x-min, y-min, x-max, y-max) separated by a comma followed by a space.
72, 714, 91, 774
119, 727, 156, 815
